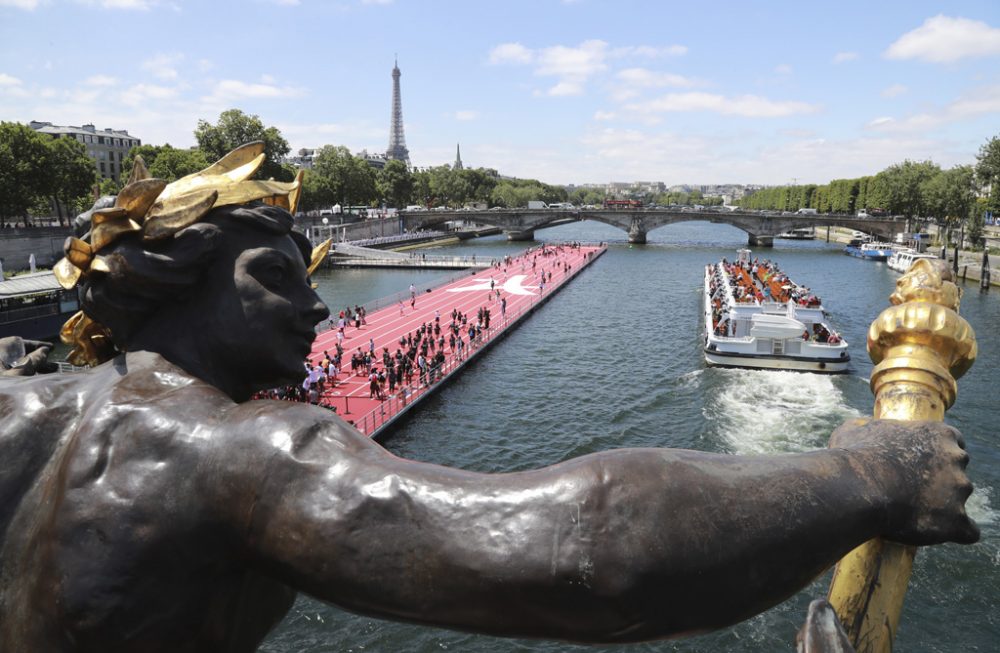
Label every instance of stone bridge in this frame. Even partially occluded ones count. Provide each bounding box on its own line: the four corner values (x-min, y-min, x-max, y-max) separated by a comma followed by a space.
401, 209, 909, 246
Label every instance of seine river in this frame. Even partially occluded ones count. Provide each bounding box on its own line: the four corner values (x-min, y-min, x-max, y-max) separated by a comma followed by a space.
263, 220, 999, 653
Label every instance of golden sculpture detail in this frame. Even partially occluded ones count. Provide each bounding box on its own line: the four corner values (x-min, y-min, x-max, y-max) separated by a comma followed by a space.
827, 258, 977, 653
55, 142, 310, 367
308, 238, 334, 277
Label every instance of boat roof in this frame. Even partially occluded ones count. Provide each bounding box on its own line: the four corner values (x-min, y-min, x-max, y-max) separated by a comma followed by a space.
0, 271, 62, 298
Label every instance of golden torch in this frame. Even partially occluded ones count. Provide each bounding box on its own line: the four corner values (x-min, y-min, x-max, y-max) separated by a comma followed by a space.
826, 258, 977, 652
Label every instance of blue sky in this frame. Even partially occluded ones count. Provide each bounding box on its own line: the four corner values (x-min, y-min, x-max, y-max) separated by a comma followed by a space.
2, 0, 999, 185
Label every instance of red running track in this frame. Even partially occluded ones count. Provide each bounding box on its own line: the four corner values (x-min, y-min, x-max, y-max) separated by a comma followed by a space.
305, 243, 606, 438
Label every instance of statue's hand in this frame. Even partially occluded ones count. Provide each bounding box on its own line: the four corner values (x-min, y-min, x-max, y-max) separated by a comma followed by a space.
830, 418, 979, 546
0, 336, 53, 376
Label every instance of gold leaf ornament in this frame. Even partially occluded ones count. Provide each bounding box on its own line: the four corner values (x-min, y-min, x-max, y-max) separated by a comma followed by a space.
60, 311, 116, 367
143, 189, 219, 241
90, 208, 142, 253
308, 238, 333, 276
57, 140, 308, 367
115, 178, 168, 221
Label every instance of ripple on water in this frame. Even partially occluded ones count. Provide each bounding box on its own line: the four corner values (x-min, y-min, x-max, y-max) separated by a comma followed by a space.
701, 368, 861, 455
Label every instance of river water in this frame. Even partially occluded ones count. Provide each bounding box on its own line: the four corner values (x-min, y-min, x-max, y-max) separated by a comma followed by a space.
262, 221, 999, 653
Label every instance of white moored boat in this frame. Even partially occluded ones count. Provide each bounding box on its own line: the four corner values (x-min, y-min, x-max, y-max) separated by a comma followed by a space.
886, 249, 937, 273
703, 249, 850, 373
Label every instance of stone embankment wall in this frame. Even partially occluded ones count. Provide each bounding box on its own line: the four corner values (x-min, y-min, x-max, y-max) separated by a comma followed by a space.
0, 227, 72, 271
300, 216, 404, 243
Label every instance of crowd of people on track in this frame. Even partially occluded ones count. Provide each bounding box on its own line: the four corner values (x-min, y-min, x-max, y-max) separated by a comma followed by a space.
254, 242, 590, 415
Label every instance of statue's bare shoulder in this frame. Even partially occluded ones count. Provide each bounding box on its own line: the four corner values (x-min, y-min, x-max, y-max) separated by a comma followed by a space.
0, 351, 362, 651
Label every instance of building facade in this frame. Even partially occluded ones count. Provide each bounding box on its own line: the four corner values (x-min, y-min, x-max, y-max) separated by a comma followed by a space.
29, 121, 141, 183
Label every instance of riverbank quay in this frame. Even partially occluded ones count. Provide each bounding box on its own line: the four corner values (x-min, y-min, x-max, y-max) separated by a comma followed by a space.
306, 243, 605, 439
330, 243, 494, 270
825, 225, 999, 288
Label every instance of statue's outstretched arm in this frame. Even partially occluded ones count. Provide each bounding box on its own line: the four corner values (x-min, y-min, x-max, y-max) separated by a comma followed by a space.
226, 408, 975, 643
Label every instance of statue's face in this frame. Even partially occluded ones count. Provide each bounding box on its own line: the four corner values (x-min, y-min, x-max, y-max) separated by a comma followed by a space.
206, 228, 329, 392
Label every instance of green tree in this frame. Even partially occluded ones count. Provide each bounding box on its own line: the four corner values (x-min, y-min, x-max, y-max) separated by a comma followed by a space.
311, 145, 377, 208
0, 122, 53, 226
194, 109, 291, 181
298, 169, 332, 213
921, 166, 976, 247
411, 169, 432, 206
377, 159, 414, 208
121, 144, 167, 179
98, 177, 120, 197
460, 167, 498, 205
147, 147, 210, 182
877, 160, 941, 217
46, 135, 97, 224
974, 135, 1000, 213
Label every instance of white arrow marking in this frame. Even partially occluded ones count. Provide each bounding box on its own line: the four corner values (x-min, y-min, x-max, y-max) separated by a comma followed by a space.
447, 274, 539, 296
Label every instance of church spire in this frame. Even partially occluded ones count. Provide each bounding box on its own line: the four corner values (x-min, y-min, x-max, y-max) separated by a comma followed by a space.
454, 143, 463, 170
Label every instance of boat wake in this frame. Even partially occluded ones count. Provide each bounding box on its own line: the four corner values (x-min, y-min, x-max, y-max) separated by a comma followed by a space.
703, 369, 861, 455
967, 485, 998, 527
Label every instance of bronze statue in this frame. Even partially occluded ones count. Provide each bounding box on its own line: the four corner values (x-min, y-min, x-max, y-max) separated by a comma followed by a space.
0, 145, 978, 652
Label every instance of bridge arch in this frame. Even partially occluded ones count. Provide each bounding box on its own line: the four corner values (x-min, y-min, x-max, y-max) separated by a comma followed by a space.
400, 210, 906, 246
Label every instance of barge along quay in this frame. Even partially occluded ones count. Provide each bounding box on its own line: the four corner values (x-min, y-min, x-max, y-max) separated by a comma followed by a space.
703, 249, 849, 373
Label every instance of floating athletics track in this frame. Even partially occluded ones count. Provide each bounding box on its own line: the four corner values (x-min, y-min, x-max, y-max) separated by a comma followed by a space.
308, 243, 606, 439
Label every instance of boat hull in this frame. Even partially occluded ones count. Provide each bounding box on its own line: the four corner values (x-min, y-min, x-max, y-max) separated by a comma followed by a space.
704, 346, 850, 373
844, 246, 889, 261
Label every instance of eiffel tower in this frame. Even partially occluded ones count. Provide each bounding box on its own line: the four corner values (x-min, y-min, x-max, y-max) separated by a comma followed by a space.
386, 57, 410, 165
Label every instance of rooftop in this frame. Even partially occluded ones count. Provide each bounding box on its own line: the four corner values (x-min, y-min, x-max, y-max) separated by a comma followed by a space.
0, 271, 62, 299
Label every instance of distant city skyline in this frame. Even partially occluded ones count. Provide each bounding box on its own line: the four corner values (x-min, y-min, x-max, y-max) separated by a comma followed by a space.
1, 1, 998, 186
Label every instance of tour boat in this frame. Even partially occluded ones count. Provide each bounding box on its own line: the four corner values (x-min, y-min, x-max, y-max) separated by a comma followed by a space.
703, 249, 850, 373
886, 249, 937, 273
0, 271, 79, 340
843, 240, 897, 261
776, 227, 816, 240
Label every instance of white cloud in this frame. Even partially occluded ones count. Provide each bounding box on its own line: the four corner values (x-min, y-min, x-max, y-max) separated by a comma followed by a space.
867, 117, 895, 128
885, 15, 1000, 63
120, 83, 179, 106
0, 73, 23, 86
84, 75, 118, 86
361, 0, 393, 5
270, 0, 300, 4
489, 42, 534, 65
535, 40, 608, 78
279, 120, 385, 152
75, 0, 156, 8
774, 64, 793, 75
0, 0, 42, 9
615, 67, 699, 89
833, 51, 859, 64
624, 92, 819, 118
141, 53, 183, 81
453, 110, 478, 121
490, 40, 689, 98
593, 110, 616, 121
546, 80, 584, 96
205, 79, 305, 102
867, 84, 1000, 132
880, 83, 908, 98
611, 44, 688, 58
